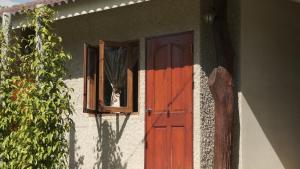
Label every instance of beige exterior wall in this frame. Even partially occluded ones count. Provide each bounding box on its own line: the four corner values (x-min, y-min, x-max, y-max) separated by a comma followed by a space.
240, 0, 300, 169
48, 0, 201, 168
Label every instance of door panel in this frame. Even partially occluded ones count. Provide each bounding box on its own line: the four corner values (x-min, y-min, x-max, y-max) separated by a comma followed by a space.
154, 45, 171, 112
146, 32, 193, 169
153, 127, 168, 169
171, 127, 185, 169
171, 44, 185, 112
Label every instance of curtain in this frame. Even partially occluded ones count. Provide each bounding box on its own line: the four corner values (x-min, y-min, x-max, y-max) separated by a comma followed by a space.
104, 47, 128, 106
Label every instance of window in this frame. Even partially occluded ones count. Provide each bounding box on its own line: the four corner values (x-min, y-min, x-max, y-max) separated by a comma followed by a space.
83, 40, 139, 113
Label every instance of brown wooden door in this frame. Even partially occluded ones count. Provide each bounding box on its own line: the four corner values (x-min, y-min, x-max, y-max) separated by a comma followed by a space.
146, 32, 193, 169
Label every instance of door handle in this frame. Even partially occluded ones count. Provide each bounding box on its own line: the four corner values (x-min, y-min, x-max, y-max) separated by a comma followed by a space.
146, 108, 152, 115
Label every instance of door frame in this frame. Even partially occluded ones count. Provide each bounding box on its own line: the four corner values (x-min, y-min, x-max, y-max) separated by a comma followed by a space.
144, 31, 194, 169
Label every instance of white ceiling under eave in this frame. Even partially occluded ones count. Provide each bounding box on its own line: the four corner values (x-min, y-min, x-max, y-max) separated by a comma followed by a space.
12, 0, 150, 29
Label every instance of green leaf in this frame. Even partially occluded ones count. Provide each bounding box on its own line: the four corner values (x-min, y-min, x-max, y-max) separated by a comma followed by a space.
0, 6, 73, 168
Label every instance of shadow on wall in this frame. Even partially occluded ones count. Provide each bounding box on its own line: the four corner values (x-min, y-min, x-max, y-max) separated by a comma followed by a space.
241, 88, 300, 169
241, 66, 300, 169
69, 123, 85, 169
239, 1, 300, 168
93, 114, 129, 169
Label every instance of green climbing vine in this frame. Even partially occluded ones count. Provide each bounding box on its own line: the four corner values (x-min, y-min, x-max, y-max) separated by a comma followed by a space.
0, 6, 73, 168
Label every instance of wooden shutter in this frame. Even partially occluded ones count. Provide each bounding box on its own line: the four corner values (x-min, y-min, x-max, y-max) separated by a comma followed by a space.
83, 43, 99, 113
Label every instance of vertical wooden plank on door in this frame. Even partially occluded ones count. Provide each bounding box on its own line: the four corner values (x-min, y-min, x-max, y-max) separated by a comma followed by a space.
146, 32, 193, 169
146, 38, 155, 169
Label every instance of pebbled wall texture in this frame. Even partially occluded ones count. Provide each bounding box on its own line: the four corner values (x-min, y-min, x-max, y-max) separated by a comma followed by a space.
199, 0, 216, 168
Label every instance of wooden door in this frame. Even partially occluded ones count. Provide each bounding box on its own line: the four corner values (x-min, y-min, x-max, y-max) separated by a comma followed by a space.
146, 32, 193, 169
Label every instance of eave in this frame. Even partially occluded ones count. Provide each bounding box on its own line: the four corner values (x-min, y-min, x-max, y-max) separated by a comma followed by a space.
1, 0, 150, 29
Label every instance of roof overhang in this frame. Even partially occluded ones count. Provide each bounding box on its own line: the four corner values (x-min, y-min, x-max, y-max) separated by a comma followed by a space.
1, 0, 150, 29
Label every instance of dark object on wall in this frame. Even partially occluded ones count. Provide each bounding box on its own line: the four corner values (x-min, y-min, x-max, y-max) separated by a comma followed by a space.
209, 67, 233, 169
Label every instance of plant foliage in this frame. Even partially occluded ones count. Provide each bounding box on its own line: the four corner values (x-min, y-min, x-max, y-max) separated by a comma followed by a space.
0, 6, 73, 168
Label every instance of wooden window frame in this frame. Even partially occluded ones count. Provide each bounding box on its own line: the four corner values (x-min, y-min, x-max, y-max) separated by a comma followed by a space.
98, 40, 133, 113
84, 40, 138, 114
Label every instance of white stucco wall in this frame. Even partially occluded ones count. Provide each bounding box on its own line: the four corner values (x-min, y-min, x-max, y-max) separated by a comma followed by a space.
240, 0, 300, 169
49, 0, 201, 168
